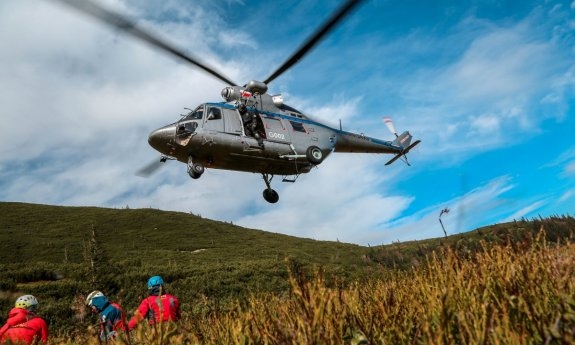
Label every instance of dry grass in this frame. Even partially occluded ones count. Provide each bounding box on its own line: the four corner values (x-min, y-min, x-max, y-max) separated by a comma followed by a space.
50, 235, 575, 344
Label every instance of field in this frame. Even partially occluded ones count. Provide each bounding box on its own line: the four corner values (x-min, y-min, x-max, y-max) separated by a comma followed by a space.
0, 202, 574, 344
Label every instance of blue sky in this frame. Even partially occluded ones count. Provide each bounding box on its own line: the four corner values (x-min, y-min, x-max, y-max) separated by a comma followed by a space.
1, 0, 574, 245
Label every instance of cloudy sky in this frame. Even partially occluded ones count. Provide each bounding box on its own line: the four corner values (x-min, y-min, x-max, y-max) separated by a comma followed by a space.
1, 0, 574, 245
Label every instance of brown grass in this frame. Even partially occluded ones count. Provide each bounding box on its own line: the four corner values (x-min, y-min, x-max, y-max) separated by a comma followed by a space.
50, 235, 575, 344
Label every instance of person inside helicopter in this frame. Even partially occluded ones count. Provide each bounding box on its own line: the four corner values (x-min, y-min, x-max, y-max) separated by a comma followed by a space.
238, 103, 253, 134
238, 103, 263, 147
207, 107, 221, 120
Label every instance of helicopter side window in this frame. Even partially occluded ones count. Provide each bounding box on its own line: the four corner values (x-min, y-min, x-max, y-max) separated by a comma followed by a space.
184, 122, 198, 132
289, 121, 306, 133
207, 107, 222, 120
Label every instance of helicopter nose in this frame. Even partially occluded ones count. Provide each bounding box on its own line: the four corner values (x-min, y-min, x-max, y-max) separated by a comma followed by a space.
148, 125, 176, 152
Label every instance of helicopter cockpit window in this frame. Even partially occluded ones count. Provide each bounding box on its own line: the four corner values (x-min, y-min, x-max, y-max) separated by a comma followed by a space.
184, 107, 203, 120
207, 107, 222, 120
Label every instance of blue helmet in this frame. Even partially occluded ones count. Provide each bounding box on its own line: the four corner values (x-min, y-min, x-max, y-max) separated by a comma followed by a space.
147, 275, 164, 289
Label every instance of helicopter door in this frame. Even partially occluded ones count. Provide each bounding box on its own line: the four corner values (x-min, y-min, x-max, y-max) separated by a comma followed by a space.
222, 107, 243, 135
203, 106, 224, 132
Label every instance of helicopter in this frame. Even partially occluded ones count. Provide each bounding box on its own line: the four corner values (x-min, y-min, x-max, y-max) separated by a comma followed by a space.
53, 0, 420, 204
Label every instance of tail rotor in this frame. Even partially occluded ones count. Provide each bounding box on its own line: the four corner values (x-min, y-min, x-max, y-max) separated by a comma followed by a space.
382, 117, 421, 166
382, 117, 398, 138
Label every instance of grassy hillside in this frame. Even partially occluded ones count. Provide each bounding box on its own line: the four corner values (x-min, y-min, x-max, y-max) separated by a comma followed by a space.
0, 201, 573, 338
0, 202, 372, 334
0, 202, 365, 265
3, 202, 572, 266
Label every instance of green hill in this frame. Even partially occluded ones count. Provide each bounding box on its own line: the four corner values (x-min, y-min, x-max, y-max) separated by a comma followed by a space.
0, 201, 573, 336
0, 201, 365, 266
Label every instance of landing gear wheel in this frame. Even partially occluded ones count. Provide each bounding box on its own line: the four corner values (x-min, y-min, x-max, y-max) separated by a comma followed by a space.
188, 163, 204, 179
306, 146, 324, 165
263, 188, 279, 203
191, 163, 204, 175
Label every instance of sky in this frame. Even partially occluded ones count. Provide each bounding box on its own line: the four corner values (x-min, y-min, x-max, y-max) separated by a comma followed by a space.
1, 0, 574, 246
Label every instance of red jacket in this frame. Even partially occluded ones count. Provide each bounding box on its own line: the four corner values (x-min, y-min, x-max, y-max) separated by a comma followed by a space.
0, 308, 48, 344
127, 294, 181, 330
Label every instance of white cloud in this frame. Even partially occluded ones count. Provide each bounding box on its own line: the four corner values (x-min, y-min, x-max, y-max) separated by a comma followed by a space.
1, 0, 574, 247
565, 161, 575, 175
384, 9, 573, 165
557, 190, 574, 203
362, 176, 516, 244
470, 113, 501, 134
544, 147, 575, 177
235, 153, 412, 243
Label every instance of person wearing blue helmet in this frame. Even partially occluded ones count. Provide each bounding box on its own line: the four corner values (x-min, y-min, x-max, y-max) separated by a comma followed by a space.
86, 291, 126, 341
127, 275, 181, 330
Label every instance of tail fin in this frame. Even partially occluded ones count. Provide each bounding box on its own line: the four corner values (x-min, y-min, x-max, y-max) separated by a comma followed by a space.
393, 131, 413, 149
386, 131, 421, 166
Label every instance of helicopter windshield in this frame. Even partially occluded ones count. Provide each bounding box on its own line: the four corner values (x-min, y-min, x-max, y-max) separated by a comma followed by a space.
183, 106, 204, 120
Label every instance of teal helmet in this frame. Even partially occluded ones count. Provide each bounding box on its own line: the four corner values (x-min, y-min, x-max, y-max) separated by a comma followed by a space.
147, 276, 164, 289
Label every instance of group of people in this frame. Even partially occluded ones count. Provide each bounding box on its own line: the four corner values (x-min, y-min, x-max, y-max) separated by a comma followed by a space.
0, 275, 180, 344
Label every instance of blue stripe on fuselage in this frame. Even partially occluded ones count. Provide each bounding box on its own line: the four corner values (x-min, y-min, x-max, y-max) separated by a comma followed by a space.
208, 102, 399, 150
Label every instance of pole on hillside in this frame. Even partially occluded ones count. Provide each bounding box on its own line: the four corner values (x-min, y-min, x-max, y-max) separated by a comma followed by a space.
439, 208, 450, 239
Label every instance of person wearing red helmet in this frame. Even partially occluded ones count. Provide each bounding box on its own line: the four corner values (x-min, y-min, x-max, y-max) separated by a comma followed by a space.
127, 275, 181, 330
0, 295, 48, 344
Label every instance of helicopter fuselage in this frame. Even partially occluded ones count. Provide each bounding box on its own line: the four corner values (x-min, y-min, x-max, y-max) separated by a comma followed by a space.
148, 98, 406, 177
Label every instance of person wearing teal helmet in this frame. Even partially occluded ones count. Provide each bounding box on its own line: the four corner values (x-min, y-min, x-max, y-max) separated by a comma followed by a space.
127, 275, 181, 330
86, 290, 126, 341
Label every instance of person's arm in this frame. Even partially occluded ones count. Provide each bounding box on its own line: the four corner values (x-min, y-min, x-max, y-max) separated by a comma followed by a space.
128, 299, 149, 330
27, 317, 49, 343
0, 312, 22, 337
104, 308, 123, 333
40, 318, 49, 343
0, 323, 9, 339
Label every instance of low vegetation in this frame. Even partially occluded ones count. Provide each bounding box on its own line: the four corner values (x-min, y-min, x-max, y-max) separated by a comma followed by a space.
0, 202, 574, 344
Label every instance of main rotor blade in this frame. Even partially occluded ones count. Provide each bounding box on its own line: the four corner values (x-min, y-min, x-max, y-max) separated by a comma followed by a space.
136, 158, 165, 177
263, 0, 364, 85
50, 0, 237, 86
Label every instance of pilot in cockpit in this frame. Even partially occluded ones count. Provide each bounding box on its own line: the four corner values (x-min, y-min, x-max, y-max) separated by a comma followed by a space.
207, 107, 221, 120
